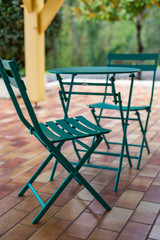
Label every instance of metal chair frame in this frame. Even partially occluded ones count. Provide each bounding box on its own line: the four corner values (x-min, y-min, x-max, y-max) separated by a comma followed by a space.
89, 53, 158, 171
0, 59, 112, 223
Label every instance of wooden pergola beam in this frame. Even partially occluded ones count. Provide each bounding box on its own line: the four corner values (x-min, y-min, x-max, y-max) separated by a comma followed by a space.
22, 0, 33, 13
22, 0, 65, 103
38, 0, 65, 33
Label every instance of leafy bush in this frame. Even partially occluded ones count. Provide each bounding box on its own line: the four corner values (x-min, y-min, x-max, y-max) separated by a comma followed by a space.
0, 0, 24, 69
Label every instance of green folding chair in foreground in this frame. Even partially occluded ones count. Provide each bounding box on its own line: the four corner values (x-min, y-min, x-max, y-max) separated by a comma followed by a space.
0, 59, 111, 223
89, 53, 158, 170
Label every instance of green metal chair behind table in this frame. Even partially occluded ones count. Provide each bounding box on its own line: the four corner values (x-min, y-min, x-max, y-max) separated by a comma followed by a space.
89, 53, 158, 170
0, 59, 112, 223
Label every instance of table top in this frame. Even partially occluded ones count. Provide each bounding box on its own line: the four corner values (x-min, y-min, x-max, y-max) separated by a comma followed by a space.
49, 66, 140, 75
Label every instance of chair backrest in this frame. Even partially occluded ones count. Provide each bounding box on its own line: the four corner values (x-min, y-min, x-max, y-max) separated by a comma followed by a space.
0, 59, 50, 146
107, 53, 159, 107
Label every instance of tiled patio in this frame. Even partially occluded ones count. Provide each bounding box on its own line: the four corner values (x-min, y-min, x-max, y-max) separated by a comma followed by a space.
0, 79, 160, 240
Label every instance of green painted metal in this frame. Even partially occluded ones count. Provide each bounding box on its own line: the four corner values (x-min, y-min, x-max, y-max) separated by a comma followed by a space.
28, 183, 45, 207
49, 159, 58, 181
0, 59, 112, 223
65, 74, 75, 118
49, 66, 140, 191
49, 141, 64, 181
114, 73, 135, 191
89, 73, 135, 191
18, 152, 55, 196
89, 103, 149, 111
49, 66, 140, 75
110, 76, 118, 104
70, 161, 118, 171
117, 92, 132, 168
66, 118, 97, 134
135, 111, 150, 154
63, 82, 112, 86
91, 108, 110, 150
64, 91, 115, 96
89, 53, 158, 170
77, 149, 139, 159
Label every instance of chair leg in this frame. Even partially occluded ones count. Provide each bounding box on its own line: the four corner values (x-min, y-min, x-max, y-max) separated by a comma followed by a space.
49, 159, 58, 181
49, 141, 65, 181
114, 125, 127, 191
32, 172, 76, 223
114, 80, 135, 192
72, 140, 81, 161
87, 108, 110, 163
33, 166, 111, 223
18, 153, 54, 196
32, 135, 111, 223
135, 111, 150, 154
124, 137, 132, 167
91, 108, 110, 149
88, 93, 132, 191
135, 111, 150, 170
54, 146, 90, 185
137, 135, 146, 170
117, 92, 132, 168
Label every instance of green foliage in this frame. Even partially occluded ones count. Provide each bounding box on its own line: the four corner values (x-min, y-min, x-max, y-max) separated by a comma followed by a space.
0, 0, 24, 69
46, 1, 160, 68
73, 0, 160, 54
0, 0, 160, 71
45, 12, 62, 69
143, 6, 160, 53
46, 2, 137, 68
0, 0, 62, 70
74, 0, 160, 22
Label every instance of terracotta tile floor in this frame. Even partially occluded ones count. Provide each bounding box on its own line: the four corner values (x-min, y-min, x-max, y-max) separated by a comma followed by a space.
0, 80, 160, 239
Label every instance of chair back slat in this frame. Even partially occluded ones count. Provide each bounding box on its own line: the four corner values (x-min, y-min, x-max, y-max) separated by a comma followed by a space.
108, 53, 158, 72
8, 76, 19, 88
107, 53, 159, 108
108, 53, 158, 61
1, 60, 19, 88
2, 60, 13, 70
0, 59, 51, 147
108, 64, 157, 72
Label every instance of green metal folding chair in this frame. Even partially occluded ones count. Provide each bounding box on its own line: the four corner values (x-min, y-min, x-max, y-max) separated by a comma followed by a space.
89, 53, 158, 170
0, 59, 112, 223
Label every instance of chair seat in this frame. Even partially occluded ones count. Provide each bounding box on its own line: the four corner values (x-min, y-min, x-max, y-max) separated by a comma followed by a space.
39, 115, 111, 143
88, 102, 150, 111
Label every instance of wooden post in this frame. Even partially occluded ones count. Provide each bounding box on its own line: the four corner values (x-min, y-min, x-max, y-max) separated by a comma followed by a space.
23, 0, 65, 103
24, 0, 45, 103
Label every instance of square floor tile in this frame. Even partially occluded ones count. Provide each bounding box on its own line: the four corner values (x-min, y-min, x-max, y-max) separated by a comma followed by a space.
118, 221, 151, 240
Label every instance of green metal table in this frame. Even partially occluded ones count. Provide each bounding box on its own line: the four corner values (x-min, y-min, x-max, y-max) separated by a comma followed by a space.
49, 66, 140, 191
